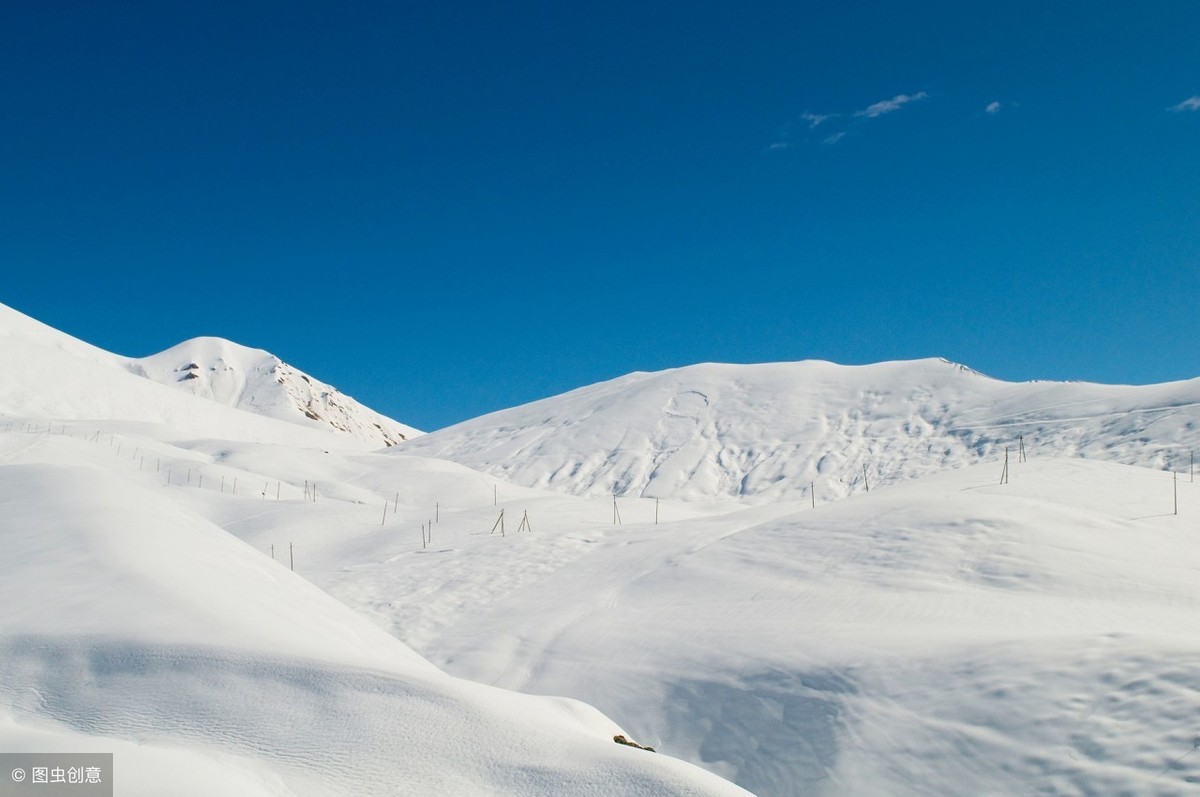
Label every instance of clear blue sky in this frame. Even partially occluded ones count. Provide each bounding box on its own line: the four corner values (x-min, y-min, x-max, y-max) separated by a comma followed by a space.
4, 2, 1199, 430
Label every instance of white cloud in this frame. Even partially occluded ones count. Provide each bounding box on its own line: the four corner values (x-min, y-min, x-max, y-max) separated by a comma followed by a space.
1170, 96, 1200, 112
767, 141, 790, 151
823, 132, 846, 145
985, 101, 1002, 115
854, 91, 929, 118
801, 112, 834, 129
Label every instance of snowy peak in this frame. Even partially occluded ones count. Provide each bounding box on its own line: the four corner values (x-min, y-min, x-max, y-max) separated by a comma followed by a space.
400, 358, 1200, 503
130, 337, 421, 446
0, 302, 420, 448
131, 337, 271, 405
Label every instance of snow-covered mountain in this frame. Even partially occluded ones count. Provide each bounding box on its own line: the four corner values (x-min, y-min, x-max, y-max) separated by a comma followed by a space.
401, 359, 1200, 502
129, 337, 420, 446
7, 303, 1200, 795
0, 302, 418, 448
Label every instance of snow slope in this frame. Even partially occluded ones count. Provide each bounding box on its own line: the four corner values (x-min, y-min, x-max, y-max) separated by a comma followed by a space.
412, 457, 1200, 796
0, 428, 750, 797
0, 301, 418, 447
198, 441, 1200, 796
401, 359, 1200, 502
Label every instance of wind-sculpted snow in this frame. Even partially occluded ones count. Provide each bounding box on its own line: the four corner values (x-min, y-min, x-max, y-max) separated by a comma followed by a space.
403, 359, 1200, 502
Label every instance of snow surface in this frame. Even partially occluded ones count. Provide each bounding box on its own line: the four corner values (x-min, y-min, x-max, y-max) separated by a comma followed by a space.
400, 359, 1200, 503
6, 304, 1200, 795
183, 439, 1200, 796
0, 429, 749, 796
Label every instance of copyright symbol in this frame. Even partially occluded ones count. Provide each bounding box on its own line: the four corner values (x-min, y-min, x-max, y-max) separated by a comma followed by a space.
11, 767, 26, 782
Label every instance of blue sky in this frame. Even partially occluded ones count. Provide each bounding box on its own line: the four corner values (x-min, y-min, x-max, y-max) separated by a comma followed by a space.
4, 2, 1199, 430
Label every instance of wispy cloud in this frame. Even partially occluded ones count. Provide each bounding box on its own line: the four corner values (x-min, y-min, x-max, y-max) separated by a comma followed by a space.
766, 91, 926, 152
854, 91, 929, 119
985, 100, 1002, 115
1169, 96, 1200, 112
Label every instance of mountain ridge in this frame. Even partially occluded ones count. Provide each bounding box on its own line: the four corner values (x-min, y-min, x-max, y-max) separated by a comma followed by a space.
400, 357, 1200, 502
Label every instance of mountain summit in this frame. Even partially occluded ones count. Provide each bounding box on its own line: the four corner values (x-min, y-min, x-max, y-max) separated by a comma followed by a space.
129, 337, 419, 446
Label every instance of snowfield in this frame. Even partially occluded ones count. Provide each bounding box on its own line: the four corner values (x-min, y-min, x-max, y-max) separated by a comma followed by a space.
0, 429, 750, 796
3, 300, 1200, 795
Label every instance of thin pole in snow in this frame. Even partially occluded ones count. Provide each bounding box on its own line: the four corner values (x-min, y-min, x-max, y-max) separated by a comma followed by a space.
436, 502, 439, 523
655, 498, 659, 525
1000, 447, 1009, 485
811, 482, 815, 509
271, 544, 275, 560
394, 492, 399, 513
289, 543, 294, 571
863, 465, 870, 493
381, 503, 388, 525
